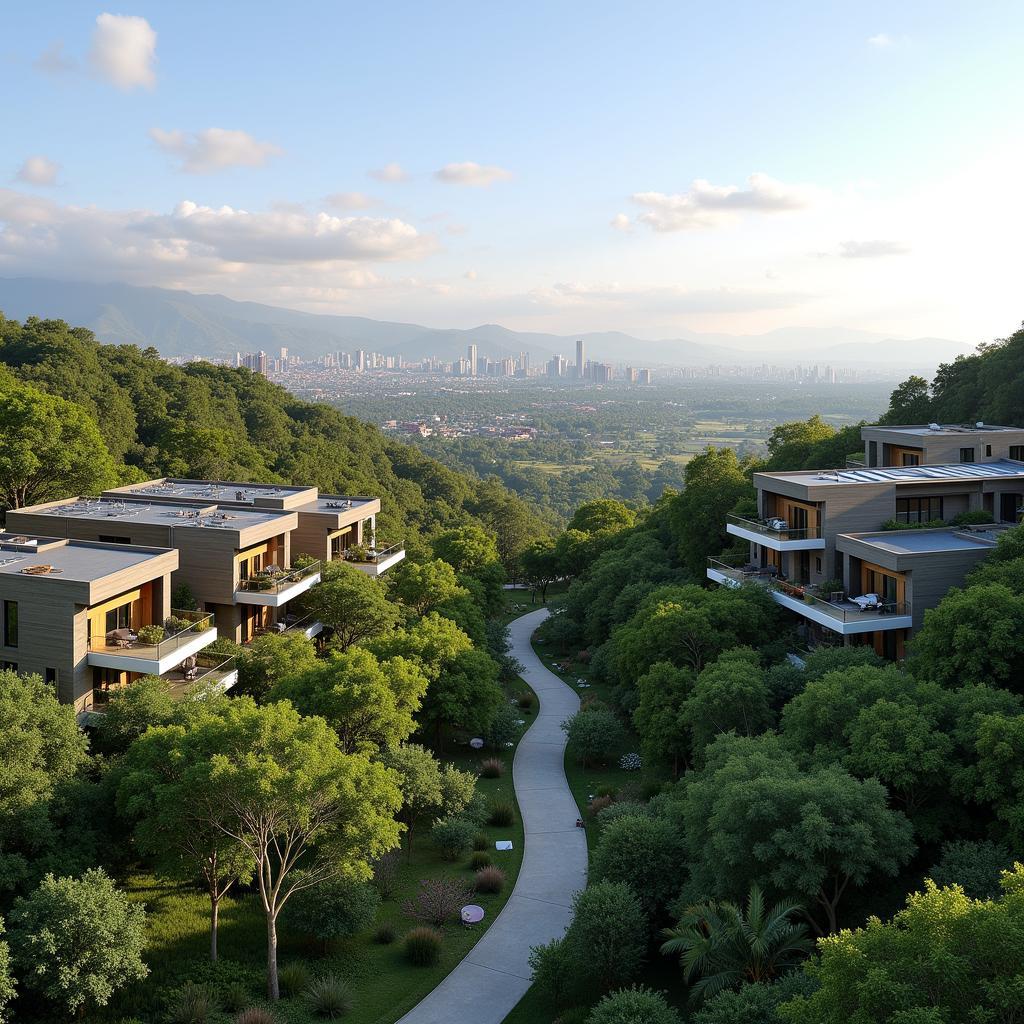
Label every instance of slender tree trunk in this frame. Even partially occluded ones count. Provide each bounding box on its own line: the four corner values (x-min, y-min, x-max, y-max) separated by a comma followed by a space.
266, 912, 280, 1000
210, 895, 219, 962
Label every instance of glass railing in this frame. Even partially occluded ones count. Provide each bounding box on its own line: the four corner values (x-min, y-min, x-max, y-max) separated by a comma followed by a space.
246, 612, 321, 641
726, 514, 822, 541
237, 561, 321, 595
846, 456, 866, 468
344, 543, 404, 565
707, 559, 910, 623
89, 653, 237, 710
87, 608, 214, 661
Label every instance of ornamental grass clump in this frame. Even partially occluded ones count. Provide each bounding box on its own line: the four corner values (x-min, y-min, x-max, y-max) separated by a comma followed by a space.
278, 961, 310, 998
469, 851, 492, 870
233, 1009, 276, 1024
304, 974, 353, 1019
475, 866, 506, 894
404, 926, 444, 966
487, 800, 516, 827
480, 757, 504, 778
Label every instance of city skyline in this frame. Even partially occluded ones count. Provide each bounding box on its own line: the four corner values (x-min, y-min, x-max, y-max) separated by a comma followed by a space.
2, 2, 1024, 346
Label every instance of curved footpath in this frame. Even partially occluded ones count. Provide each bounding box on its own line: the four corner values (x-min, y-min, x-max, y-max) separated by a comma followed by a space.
395, 607, 588, 1024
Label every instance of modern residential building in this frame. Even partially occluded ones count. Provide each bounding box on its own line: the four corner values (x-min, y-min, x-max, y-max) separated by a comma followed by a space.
0, 533, 230, 714
707, 422, 1024, 658
858, 422, 1024, 468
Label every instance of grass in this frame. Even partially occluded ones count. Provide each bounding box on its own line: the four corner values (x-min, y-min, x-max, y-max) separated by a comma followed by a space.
110, 674, 537, 1024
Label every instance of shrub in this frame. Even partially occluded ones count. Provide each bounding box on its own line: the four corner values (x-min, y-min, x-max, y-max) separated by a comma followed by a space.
136, 624, 166, 645
281, 873, 379, 950
431, 816, 477, 861
588, 986, 681, 1024
278, 962, 310, 998
554, 1011, 590, 1024
234, 1010, 276, 1024
595, 784, 618, 799
305, 974, 353, 1018
169, 983, 218, 1024
402, 877, 474, 927
462, 791, 492, 826
929, 839, 1013, 900
593, 814, 686, 916
488, 800, 516, 827
562, 707, 626, 767
480, 757, 504, 778
588, 795, 613, 816
518, 691, 537, 712
952, 509, 996, 526
475, 866, 506, 894
371, 851, 400, 898
619, 752, 642, 771
164, 615, 192, 635
486, 704, 520, 749
404, 926, 444, 966
469, 851, 492, 870
373, 922, 396, 944
472, 832, 491, 851
596, 801, 649, 828
221, 981, 251, 1013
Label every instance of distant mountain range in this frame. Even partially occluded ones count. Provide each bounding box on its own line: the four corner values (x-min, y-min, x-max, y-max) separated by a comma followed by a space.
0, 277, 975, 369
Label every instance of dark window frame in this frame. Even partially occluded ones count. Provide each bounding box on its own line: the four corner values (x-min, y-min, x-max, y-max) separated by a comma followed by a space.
960, 447, 975, 463
2, 601, 17, 648
896, 496, 944, 524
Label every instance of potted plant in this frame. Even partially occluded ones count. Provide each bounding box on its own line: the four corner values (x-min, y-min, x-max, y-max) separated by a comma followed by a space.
137, 624, 165, 646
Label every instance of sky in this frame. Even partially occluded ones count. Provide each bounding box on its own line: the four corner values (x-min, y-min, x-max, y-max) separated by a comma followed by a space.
2, 1, 1024, 346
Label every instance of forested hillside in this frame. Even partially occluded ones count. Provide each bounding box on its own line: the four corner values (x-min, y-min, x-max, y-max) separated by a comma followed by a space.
0, 314, 542, 561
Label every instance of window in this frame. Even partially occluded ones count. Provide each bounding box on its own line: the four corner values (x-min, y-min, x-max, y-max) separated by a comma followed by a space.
2, 601, 16, 648
44, 668, 57, 686
1011, 446, 1024, 461
901, 452, 920, 466
104, 602, 131, 633
896, 496, 943, 524
986, 445, 993, 457
0, 661, 16, 673
99, 534, 131, 544
815, 557, 822, 574
960, 447, 975, 463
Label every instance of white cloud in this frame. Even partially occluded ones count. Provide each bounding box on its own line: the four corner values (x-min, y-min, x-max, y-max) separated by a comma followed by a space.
525, 281, 807, 314
839, 239, 910, 258
15, 156, 60, 186
610, 213, 632, 232
89, 13, 157, 91
631, 173, 813, 231
868, 33, 894, 48
369, 162, 408, 182
35, 40, 76, 74
435, 162, 513, 187
325, 191, 375, 210
150, 128, 282, 174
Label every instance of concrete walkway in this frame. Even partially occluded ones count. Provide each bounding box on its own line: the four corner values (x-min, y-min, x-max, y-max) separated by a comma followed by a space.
395, 607, 588, 1024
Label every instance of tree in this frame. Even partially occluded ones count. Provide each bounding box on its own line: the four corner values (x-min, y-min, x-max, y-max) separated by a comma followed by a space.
764, 416, 837, 471
929, 839, 1014, 900
520, 538, 560, 603
420, 647, 504, 746
682, 735, 915, 934
778, 869, 1024, 1024
382, 744, 475, 860
93, 675, 175, 755
911, 582, 1024, 689
9, 868, 147, 1017
562, 705, 627, 768
878, 374, 933, 425
661, 886, 813, 1003
237, 631, 318, 699
116, 712, 253, 962
589, 986, 682, 1024
197, 699, 402, 999
0, 381, 118, 508
567, 499, 637, 536
633, 661, 694, 777
593, 814, 686, 916
0, 920, 12, 1023
303, 565, 400, 651
281, 872, 380, 952
432, 524, 500, 573
683, 649, 775, 762
392, 559, 466, 616
693, 976, 817, 1024
270, 648, 428, 754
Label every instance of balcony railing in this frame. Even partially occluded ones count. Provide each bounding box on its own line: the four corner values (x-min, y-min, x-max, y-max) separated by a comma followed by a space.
87, 607, 214, 661
846, 456, 866, 468
727, 513, 822, 542
237, 561, 321, 595
344, 543, 404, 565
707, 558, 910, 624
90, 652, 237, 711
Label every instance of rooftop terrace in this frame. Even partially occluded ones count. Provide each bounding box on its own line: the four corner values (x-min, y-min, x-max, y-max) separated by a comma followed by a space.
871, 423, 1022, 436
760, 459, 1024, 488
0, 538, 170, 583
120, 479, 315, 504
844, 528, 1002, 555
31, 498, 291, 530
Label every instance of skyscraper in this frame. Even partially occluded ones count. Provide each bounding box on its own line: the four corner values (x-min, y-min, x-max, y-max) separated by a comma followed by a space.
467, 343, 478, 377
576, 339, 586, 379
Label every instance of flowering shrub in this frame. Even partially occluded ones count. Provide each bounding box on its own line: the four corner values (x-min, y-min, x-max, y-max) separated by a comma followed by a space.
619, 752, 642, 771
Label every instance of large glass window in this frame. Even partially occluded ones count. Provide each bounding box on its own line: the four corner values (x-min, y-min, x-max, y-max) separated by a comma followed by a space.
896, 497, 943, 524
2, 601, 17, 648
960, 447, 975, 463
901, 452, 920, 466
104, 603, 131, 633
1011, 446, 1024, 461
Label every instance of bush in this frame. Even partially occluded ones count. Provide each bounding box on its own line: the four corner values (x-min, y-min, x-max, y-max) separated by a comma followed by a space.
593, 814, 685, 916
952, 510, 995, 526
595, 784, 618, 799
488, 800, 516, 827
486, 704, 520, 749
404, 926, 444, 966
692, 974, 818, 1024
518, 691, 537, 712
469, 851, 492, 870
475, 866, 506, 894
221, 981, 251, 1013
164, 615, 192, 635
554, 1011, 590, 1024
305, 974, 353, 1018
929, 839, 1013, 900
402, 877, 474, 927
371, 851, 400, 898
278, 962, 310, 998
480, 757, 504, 778
462, 791, 492, 826
472, 832, 491, 851
588, 795, 613, 816
169, 983, 218, 1024
588, 986, 681, 1024
562, 706, 626, 767
136, 624, 166, 645
234, 1010, 276, 1024
374, 923, 396, 945
172, 582, 199, 610
596, 801, 649, 828
431, 816, 477, 861
281, 873, 379, 949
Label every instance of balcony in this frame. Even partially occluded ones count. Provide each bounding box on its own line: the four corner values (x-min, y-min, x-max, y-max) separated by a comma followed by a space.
236, 561, 321, 607
248, 612, 324, 642
726, 514, 825, 551
87, 608, 218, 676
344, 542, 406, 577
706, 558, 912, 636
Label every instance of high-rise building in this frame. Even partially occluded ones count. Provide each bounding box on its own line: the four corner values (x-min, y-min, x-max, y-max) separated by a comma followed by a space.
279, 346, 288, 362
639, 368, 653, 385
355, 350, 366, 371
576, 339, 586, 378
519, 351, 529, 374
467, 343, 478, 377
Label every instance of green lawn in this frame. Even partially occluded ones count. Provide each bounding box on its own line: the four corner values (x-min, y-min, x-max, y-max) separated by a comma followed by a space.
108, 674, 537, 1024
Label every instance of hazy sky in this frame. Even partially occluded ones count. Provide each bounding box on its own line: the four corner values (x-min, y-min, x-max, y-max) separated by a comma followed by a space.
2, 2, 1024, 344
